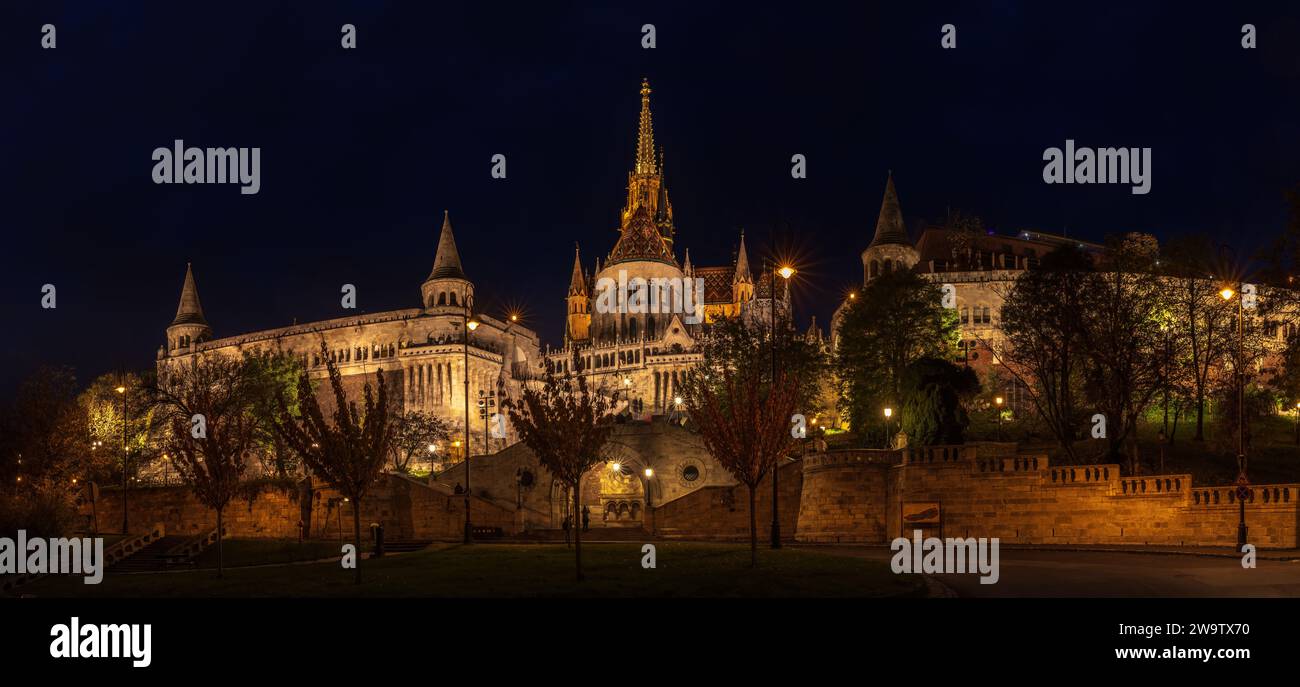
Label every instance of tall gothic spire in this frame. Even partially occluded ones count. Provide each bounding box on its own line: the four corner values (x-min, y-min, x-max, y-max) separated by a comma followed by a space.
635, 78, 657, 176
428, 210, 468, 280
870, 172, 911, 247
171, 263, 208, 326
733, 230, 752, 284
568, 243, 587, 296
682, 247, 693, 276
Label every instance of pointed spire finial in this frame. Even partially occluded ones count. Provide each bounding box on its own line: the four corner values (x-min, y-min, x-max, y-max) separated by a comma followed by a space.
635, 79, 657, 176
870, 172, 910, 247
171, 263, 209, 327
428, 212, 467, 280
569, 243, 587, 296
734, 230, 752, 283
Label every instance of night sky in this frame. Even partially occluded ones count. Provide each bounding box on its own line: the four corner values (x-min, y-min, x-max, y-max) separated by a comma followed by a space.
3, 1, 1299, 396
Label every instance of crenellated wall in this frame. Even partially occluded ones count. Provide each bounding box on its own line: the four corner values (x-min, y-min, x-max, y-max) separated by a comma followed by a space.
796, 444, 1299, 548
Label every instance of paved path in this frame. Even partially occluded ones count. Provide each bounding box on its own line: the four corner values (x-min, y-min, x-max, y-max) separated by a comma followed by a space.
806, 546, 1300, 597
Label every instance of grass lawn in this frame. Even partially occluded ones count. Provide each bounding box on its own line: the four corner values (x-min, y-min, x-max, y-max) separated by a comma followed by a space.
19, 542, 924, 599
190, 539, 343, 569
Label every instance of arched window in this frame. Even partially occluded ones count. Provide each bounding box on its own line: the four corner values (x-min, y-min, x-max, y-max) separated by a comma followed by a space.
437, 292, 446, 306
869, 260, 879, 279
449, 292, 458, 307
883, 259, 893, 273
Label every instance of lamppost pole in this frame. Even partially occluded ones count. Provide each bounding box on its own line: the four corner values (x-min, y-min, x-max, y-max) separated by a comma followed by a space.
768, 258, 779, 548
768, 260, 795, 549
1219, 271, 1248, 551
462, 289, 480, 545
116, 382, 128, 534
1235, 285, 1247, 550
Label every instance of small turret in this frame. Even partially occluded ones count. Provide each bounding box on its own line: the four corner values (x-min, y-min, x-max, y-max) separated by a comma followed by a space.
566, 244, 591, 343
166, 263, 213, 354
421, 211, 475, 311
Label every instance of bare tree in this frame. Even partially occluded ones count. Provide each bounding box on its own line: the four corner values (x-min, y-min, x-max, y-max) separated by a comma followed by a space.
391, 411, 454, 474
681, 356, 799, 567
504, 351, 612, 581
986, 246, 1093, 460
273, 342, 395, 584
151, 355, 260, 577
1162, 235, 1234, 441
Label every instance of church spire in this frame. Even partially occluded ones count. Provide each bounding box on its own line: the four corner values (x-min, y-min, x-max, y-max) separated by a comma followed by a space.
428, 210, 468, 280
568, 243, 587, 296
635, 78, 657, 176
683, 247, 693, 276
171, 262, 208, 326
733, 230, 752, 283
870, 171, 911, 247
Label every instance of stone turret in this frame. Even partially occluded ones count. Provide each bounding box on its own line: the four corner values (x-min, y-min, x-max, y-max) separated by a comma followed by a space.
566, 243, 591, 343
421, 211, 475, 312
166, 263, 212, 355
862, 172, 919, 283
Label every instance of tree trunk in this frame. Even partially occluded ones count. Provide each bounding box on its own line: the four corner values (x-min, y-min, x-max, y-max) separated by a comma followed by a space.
352, 499, 362, 585
1194, 395, 1206, 441
748, 484, 757, 568
216, 507, 225, 579
572, 481, 583, 582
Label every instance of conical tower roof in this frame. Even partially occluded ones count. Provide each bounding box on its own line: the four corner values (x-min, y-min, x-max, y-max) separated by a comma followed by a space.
171, 263, 208, 327
568, 243, 587, 296
428, 211, 468, 280
870, 172, 911, 247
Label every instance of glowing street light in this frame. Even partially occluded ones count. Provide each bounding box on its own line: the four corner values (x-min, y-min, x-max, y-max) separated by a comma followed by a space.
777, 265, 796, 280
1219, 287, 1235, 301
644, 467, 654, 478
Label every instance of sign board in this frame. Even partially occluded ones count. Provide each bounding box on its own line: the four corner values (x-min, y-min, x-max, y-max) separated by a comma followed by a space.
901, 502, 941, 525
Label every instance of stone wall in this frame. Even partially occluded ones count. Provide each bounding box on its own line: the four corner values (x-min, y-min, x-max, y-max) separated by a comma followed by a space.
796, 444, 1300, 548
650, 459, 802, 541
89, 474, 516, 542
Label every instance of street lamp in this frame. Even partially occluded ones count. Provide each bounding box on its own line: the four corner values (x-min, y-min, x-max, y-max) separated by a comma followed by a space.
995, 396, 1004, 441
1219, 280, 1247, 550
769, 261, 795, 549
883, 407, 894, 448
462, 297, 480, 545
116, 382, 129, 534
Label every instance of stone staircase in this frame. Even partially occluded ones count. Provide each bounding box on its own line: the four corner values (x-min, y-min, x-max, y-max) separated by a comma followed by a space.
512, 527, 650, 542
109, 536, 190, 573
382, 539, 434, 554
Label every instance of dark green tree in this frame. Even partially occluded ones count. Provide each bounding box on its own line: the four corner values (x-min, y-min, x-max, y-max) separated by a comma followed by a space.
899, 357, 980, 445
835, 270, 958, 444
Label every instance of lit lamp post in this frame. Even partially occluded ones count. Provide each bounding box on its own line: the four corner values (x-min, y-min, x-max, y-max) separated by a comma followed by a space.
995, 396, 1004, 441
769, 262, 794, 549
1219, 284, 1248, 550
462, 298, 481, 545
884, 407, 894, 448
115, 383, 129, 534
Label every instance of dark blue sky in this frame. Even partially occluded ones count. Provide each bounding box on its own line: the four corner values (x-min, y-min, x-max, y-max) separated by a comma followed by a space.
3, 1, 1299, 394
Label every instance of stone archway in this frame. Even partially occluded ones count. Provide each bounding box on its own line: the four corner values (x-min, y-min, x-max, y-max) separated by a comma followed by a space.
581, 442, 648, 528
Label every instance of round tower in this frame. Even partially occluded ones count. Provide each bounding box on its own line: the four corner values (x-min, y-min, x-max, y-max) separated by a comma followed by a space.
165, 263, 213, 355
861, 172, 919, 283
421, 211, 475, 313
